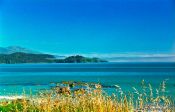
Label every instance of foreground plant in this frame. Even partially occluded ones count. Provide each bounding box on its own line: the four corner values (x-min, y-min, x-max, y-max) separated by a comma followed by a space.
0, 80, 174, 112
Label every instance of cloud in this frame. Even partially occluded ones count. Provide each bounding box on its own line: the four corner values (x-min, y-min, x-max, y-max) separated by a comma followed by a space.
52, 53, 175, 62
59, 53, 175, 58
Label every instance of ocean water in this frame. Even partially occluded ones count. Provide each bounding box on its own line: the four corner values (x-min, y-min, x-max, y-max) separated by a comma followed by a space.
0, 62, 175, 97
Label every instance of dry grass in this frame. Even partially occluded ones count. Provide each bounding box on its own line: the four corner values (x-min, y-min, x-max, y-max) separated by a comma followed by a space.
0, 80, 174, 112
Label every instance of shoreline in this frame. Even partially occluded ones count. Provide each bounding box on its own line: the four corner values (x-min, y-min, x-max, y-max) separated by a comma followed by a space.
0, 95, 24, 100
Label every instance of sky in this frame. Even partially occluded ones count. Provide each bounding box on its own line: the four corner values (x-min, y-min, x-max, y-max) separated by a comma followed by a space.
0, 0, 175, 61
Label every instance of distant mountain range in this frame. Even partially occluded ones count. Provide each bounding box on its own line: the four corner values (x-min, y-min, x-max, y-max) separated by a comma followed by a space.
0, 46, 107, 64
0, 46, 174, 62
0, 52, 107, 64
0, 46, 40, 54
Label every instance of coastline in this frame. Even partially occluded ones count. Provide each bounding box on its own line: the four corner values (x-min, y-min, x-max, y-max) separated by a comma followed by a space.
0, 96, 24, 100
0, 81, 174, 112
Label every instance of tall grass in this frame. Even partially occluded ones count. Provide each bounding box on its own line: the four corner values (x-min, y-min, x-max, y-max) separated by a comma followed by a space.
0, 80, 174, 112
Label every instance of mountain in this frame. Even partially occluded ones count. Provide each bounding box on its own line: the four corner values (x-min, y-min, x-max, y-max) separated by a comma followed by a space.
0, 53, 107, 64
0, 47, 8, 54
0, 46, 107, 63
0, 52, 55, 64
0, 46, 40, 54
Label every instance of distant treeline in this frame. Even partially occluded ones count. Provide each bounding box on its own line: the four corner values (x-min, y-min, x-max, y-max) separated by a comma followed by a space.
0, 52, 107, 64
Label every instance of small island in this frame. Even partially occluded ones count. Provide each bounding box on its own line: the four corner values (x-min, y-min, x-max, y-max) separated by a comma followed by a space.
0, 52, 107, 64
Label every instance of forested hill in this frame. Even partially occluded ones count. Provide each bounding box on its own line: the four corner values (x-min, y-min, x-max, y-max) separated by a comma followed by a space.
0, 52, 107, 64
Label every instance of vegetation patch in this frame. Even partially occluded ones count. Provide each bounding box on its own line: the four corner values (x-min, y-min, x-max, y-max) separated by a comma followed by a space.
0, 80, 174, 112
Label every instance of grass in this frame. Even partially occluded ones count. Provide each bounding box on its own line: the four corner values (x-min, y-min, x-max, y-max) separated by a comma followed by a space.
0, 80, 174, 112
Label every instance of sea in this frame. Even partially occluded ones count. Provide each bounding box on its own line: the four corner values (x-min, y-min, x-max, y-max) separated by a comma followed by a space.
0, 62, 175, 97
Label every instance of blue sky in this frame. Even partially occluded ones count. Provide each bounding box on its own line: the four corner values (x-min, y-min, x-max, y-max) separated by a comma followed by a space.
0, 0, 175, 58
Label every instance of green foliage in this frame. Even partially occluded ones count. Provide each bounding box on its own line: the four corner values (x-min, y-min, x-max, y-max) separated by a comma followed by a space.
0, 102, 23, 112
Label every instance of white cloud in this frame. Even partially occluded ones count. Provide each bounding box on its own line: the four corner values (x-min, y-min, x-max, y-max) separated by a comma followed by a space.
57, 53, 175, 58
51, 53, 175, 62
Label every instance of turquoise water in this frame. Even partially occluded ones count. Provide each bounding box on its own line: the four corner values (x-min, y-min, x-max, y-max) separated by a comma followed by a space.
0, 63, 175, 97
